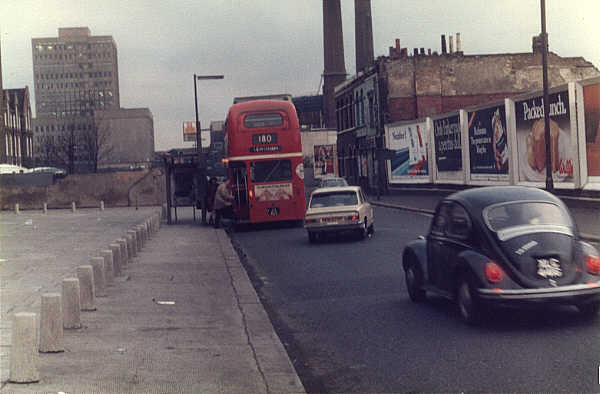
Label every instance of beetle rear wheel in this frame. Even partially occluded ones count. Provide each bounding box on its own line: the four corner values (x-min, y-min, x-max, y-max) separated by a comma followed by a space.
405, 261, 426, 302
577, 302, 600, 319
456, 276, 481, 325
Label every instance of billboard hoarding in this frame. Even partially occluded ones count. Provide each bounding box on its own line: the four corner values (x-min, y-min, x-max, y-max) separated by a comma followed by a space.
314, 144, 336, 177
514, 90, 574, 183
386, 121, 429, 183
467, 104, 509, 181
183, 121, 211, 147
433, 114, 462, 172
583, 82, 600, 177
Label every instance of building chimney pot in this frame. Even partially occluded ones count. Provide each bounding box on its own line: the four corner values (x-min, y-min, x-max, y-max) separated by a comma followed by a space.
420, 47, 425, 55
413, 48, 418, 56
401, 48, 408, 57
395, 38, 400, 50
449, 35, 454, 53
456, 32, 462, 53
428, 48, 432, 56
441, 34, 447, 54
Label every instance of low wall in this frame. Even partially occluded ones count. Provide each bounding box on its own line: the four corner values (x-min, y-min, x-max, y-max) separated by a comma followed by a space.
0, 169, 166, 210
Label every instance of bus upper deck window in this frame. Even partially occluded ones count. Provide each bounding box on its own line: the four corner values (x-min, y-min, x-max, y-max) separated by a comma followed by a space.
244, 113, 283, 128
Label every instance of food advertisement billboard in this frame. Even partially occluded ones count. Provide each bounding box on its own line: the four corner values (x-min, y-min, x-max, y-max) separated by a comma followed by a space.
254, 183, 293, 201
386, 121, 429, 183
313, 144, 336, 177
467, 104, 509, 181
433, 114, 462, 172
583, 82, 600, 177
515, 90, 574, 183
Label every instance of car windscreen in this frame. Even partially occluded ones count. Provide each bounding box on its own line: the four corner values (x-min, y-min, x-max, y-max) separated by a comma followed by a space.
484, 201, 572, 232
310, 191, 358, 208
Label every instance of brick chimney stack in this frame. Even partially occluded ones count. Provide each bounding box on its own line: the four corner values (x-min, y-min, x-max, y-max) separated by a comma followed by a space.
322, 0, 347, 129
354, 0, 374, 73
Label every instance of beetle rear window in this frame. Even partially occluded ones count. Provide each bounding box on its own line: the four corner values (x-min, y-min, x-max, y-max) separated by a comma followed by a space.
310, 191, 358, 208
485, 202, 572, 232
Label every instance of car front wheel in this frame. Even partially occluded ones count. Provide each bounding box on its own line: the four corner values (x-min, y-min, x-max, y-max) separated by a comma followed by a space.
405, 261, 426, 302
456, 276, 481, 325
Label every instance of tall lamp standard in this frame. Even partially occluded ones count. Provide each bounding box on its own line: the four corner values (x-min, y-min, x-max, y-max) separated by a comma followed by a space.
194, 74, 224, 224
540, 0, 553, 192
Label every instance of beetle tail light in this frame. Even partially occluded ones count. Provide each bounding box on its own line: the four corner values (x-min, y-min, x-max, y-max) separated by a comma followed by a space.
485, 262, 503, 283
585, 256, 600, 275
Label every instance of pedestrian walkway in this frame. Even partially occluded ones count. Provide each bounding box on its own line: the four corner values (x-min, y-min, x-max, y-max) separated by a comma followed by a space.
0, 208, 304, 393
369, 187, 600, 242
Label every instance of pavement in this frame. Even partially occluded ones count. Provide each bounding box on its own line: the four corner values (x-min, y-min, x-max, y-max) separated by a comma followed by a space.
368, 186, 600, 243
0, 207, 304, 393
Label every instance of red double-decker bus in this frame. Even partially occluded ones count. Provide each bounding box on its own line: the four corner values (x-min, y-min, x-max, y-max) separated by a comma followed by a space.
225, 100, 306, 224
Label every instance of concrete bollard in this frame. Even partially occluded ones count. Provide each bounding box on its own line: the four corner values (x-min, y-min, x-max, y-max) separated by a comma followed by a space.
145, 219, 152, 239
134, 227, 142, 251
90, 257, 106, 297
72, 201, 76, 213
62, 278, 81, 329
138, 225, 146, 246
109, 243, 122, 276
127, 231, 137, 257
9, 312, 40, 383
101, 249, 114, 284
15, 203, 20, 215
77, 265, 96, 311
117, 239, 129, 267
100, 200, 105, 211
43, 202, 48, 214
39, 293, 64, 353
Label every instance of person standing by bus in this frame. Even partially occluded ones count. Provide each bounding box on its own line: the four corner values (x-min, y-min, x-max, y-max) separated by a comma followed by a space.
205, 177, 219, 224
213, 179, 234, 228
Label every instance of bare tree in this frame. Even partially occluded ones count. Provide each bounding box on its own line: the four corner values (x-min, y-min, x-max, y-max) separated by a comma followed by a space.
53, 125, 78, 175
81, 118, 114, 173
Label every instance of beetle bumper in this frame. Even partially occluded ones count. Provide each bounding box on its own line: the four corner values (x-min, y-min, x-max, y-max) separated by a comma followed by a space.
477, 282, 600, 305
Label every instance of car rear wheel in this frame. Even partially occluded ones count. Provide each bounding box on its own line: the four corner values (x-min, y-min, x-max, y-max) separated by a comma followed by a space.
456, 276, 481, 325
405, 260, 426, 302
358, 219, 368, 240
577, 302, 600, 319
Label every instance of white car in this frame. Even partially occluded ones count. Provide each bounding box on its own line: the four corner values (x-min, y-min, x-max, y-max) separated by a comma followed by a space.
304, 186, 374, 243
0, 164, 28, 174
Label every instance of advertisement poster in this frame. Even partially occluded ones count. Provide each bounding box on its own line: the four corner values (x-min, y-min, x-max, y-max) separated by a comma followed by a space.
515, 90, 574, 183
467, 105, 509, 180
584, 82, 600, 176
433, 114, 462, 172
387, 122, 428, 181
314, 144, 335, 177
254, 183, 292, 201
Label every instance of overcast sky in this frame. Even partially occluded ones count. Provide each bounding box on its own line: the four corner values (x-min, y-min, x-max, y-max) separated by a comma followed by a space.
2, 0, 599, 150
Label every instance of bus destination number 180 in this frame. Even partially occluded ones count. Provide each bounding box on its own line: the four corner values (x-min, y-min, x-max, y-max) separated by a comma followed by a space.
252, 133, 278, 145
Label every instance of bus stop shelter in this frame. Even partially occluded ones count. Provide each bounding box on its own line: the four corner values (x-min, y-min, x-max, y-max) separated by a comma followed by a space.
163, 150, 208, 224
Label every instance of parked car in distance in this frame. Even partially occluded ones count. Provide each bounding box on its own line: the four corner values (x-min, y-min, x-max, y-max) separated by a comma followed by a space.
30, 166, 67, 178
318, 176, 348, 188
305, 186, 374, 243
0, 164, 28, 174
402, 186, 600, 324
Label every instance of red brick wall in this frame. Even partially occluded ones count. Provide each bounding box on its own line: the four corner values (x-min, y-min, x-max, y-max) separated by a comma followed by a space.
388, 93, 511, 121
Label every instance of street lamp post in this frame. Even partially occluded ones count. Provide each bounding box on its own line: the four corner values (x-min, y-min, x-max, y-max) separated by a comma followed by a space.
193, 74, 224, 224
540, 0, 554, 193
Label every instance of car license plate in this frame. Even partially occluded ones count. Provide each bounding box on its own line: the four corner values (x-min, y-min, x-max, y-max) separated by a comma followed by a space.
267, 207, 279, 216
536, 257, 562, 278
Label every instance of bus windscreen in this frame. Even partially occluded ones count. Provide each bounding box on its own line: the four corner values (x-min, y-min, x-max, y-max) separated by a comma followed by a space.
251, 160, 292, 183
244, 113, 283, 128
